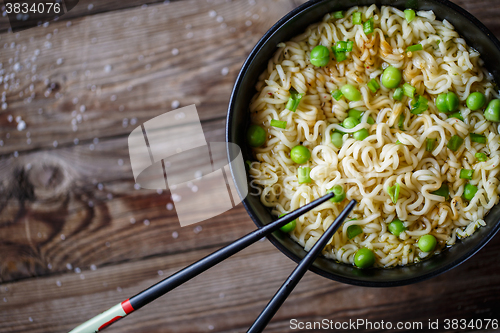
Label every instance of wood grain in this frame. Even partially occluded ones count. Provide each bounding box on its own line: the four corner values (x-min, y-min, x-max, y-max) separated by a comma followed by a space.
0, 0, 295, 156
0, 0, 178, 33
0, 117, 250, 282
0, 235, 499, 333
1, 0, 500, 332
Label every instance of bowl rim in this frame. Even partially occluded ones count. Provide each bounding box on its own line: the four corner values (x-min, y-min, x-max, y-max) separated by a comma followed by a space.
226, 0, 500, 287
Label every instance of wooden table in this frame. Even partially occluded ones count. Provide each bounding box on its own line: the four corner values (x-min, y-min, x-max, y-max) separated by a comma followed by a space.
1, 0, 500, 332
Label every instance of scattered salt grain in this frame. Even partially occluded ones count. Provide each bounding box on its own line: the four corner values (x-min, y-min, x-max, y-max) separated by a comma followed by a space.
130, 218, 136, 224
172, 231, 179, 239
88, 200, 94, 207
158, 270, 164, 276
172, 48, 179, 56
17, 120, 26, 131
245, 20, 252, 27
166, 203, 174, 210
74, 267, 81, 273
117, 159, 123, 166
143, 219, 150, 226
97, 183, 104, 190
60, 234, 65, 240
88, 4, 94, 10
134, 183, 141, 190
66, 263, 73, 270
29, 317, 33, 322
208, 325, 214, 331
80, 274, 85, 280
193, 226, 202, 234
73, 138, 79, 145
90, 264, 97, 271
56, 58, 63, 65
56, 280, 62, 287
104, 64, 112, 72
171, 100, 180, 109
209, 10, 217, 17
117, 287, 122, 292
53, 140, 58, 147
80, 105, 86, 112
221, 67, 229, 76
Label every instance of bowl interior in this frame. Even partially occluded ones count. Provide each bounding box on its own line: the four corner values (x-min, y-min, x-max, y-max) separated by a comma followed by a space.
227, 0, 500, 286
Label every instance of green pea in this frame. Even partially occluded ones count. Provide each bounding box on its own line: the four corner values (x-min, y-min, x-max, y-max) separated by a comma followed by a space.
341, 84, 362, 101
388, 218, 406, 237
484, 99, 500, 122
354, 248, 376, 268
418, 234, 437, 252
328, 185, 346, 203
435, 92, 459, 113
435, 94, 447, 112
290, 145, 311, 164
247, 125, 266, 147
466, 92, 486, 111
342, 116, 360, 129
278, 213, 296, 233
381, 66, 402, 89
463, 183, 478, 201
446, 92, 459, 112
353, 128, 369, 141
310, 45, 330, 67
331, 132, 343, 148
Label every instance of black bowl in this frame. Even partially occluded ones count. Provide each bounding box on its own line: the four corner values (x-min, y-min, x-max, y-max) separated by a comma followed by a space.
226, 0, 500, 287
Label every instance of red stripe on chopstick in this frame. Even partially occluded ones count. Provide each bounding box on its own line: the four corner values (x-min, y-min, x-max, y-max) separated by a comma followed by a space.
121, 299, 134, 314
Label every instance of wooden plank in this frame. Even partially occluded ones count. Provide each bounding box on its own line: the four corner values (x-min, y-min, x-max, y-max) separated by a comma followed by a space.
0, 0, 176, 33
0, 116, 250, 283
0, 0, 296, 156
0, 235, 499, 333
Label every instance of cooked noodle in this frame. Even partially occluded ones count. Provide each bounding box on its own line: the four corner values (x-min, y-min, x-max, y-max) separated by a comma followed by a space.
248, 5, 500, 267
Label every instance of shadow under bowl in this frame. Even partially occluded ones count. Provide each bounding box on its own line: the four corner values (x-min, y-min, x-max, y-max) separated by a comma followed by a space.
226, 0, 500, 287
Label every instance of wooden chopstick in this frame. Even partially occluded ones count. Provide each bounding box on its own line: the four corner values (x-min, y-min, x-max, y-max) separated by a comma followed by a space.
69, 192, 336, 333
247, 199, 357, 333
